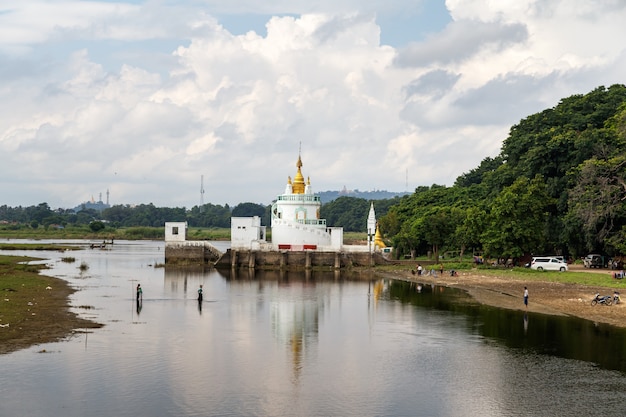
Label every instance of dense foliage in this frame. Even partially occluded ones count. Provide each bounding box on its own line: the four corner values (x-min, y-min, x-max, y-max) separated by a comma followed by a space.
380, 84, 626, 261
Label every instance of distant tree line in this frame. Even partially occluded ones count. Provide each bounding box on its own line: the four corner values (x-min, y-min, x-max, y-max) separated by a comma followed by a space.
0, 197, 399, 233
0, 202, 267, 230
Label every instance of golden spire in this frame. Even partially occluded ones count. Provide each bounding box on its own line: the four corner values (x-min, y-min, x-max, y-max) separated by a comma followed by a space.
292, 155, 305, 194
374, 223, 386, 249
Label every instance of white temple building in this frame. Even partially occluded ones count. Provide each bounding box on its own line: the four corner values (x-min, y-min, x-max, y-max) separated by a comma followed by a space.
231, 154, 343, 251
269, 154, 343, 250
165, 153, 389, 265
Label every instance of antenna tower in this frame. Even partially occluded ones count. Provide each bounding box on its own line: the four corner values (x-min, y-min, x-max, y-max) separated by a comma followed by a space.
200, 175, 205, 207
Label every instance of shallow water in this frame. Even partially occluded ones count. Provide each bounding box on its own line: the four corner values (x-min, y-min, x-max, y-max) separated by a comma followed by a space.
2, 240, 626, 416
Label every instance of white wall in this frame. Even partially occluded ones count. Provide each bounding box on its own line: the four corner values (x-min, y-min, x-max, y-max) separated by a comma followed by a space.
231, 216, 266, 249
165, 222, 187, 242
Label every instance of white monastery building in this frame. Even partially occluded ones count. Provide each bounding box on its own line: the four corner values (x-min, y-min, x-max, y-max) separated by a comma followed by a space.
165, 153, 388, 256
231, 154, 343, 251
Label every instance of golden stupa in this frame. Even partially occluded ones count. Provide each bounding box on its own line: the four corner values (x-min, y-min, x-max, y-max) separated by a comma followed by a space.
374, 223, 386, 249
291, 155, 306, 194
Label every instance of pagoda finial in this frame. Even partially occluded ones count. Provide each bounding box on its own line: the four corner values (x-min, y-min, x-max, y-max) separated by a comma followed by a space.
293, 153, 305, 194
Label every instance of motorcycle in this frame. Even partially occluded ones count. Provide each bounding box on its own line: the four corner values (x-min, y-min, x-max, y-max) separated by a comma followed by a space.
614, 291, 621, 305
591, 293, 613, 306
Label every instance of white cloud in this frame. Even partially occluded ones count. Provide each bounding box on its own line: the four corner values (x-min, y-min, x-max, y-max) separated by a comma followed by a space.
0, 0, 625, 209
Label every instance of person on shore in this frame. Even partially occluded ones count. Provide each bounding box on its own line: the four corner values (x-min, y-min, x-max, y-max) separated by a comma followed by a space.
439, 263, 444, 275
136, 284, 143, 301
524, 286, 529, 308
417, 264, 423, 276
198, 284, 203, 302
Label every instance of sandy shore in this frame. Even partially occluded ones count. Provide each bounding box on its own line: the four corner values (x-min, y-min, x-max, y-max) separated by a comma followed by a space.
376, 265, 626, 328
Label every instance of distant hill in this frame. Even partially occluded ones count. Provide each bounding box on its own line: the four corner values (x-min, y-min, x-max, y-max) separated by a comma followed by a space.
317, 189, 410, 203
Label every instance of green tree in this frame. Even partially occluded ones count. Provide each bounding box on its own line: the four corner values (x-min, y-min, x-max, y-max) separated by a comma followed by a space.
482, 175, 554, 258
89, 221, 105, 232
454, 206, 487, 260
320, 197, 370, 232
413, 207, 461, 261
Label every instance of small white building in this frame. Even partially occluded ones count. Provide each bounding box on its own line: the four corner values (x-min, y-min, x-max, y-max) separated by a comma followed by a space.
230, 216, 267, 250
165, 222, 188, 242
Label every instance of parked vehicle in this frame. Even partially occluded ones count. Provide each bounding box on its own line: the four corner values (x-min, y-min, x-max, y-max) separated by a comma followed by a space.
584, 254, 604, 268
591, 293, 613, 306
530, 257, 568, 271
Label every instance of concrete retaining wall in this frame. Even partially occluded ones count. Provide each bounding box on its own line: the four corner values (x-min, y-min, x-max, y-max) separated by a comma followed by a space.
214, 249, 386, 269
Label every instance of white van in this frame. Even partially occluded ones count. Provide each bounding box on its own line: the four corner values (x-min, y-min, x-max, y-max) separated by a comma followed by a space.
530, 257, 568, 271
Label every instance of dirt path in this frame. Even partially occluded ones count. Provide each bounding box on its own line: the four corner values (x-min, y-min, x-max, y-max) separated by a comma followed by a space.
377, 266, 626, 328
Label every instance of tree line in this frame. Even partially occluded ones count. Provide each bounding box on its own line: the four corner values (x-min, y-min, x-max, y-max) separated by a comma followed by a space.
377, 84, 626, 261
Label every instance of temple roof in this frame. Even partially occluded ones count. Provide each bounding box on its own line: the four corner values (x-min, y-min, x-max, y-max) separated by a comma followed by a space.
292, 155, 306, 194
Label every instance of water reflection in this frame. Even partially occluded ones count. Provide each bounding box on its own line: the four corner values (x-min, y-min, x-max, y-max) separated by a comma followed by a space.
3, 241, 626, 416
386, 280, 626, 372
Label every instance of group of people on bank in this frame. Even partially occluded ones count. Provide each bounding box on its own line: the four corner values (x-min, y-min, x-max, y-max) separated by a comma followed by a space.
412, 263, 458, 277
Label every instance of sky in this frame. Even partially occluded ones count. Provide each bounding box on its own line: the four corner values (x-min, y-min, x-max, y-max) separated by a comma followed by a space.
1, 0, 625, 210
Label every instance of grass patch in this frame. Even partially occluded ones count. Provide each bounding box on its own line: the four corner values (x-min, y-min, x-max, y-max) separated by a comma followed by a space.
0, 243, 78, 251
375, 263, 626, 290
473, 267, 626, 289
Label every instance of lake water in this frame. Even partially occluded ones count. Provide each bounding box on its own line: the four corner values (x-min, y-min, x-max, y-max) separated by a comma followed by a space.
2, 240, 626, 416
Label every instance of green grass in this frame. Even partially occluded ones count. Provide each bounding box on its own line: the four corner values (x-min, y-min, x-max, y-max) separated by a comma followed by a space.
0, 255, 48, 326
475, 267, 626, 289
187, 227, 230, 240
0, 243, 79, 251
0, 225, 233, 241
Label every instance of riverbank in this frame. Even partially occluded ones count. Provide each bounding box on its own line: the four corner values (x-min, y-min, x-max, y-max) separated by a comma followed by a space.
377, 265, 626, 328
0, 256, 102, 355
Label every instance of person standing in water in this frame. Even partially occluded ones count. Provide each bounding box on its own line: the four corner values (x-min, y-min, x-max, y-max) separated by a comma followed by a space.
197, 284, 203, 302
136, 283, 143, 314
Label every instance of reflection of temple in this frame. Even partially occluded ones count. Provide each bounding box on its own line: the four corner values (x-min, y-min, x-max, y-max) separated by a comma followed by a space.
223, 269, 337, 384
271, 297, 321, 383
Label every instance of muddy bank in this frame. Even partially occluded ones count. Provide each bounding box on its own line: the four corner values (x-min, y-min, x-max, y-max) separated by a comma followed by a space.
377, 267, 626, 328
1, 271, 102, 355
